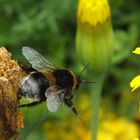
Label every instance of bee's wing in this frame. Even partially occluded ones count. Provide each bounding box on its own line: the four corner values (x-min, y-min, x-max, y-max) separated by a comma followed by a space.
45, 87, 66, 112
22, 46, 56, 71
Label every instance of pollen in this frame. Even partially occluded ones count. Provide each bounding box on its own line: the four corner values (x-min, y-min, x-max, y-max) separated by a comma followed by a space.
77, 0, 111, 26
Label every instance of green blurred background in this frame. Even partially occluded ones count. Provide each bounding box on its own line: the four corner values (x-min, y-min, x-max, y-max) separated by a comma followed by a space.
0, 0, 140, 140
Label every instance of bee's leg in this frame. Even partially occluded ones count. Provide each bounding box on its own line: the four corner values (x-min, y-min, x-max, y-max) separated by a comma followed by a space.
19, 64, 35, 72
64, 98, 78, 115
18, 101, 42, 108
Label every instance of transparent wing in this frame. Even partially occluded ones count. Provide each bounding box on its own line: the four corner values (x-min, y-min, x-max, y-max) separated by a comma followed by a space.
45, 87, 66, 112
22, 46, 56, 71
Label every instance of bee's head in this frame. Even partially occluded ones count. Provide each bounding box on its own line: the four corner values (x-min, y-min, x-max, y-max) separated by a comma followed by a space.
74, 64, 96, 90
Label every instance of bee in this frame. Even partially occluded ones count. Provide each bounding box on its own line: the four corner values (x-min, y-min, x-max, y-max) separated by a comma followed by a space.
19, 47, 93, 116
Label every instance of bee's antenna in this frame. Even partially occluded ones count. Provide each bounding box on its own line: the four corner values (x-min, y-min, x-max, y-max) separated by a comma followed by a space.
81, 80, 96, 84
78, 64, 96, 85
80, 63, 89, 77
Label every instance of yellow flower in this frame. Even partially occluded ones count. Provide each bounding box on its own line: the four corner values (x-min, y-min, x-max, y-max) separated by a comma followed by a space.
99, 116, 139, 140
98, 130, 114, 140
76, 0, 113, 74
130, 47, 140, 91
130, 75, 140, 92
133, 137, 140, 140
133, 47, 140, 54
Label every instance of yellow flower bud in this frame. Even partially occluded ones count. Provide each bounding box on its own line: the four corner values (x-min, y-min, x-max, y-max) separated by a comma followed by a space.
76, 0, 114, 74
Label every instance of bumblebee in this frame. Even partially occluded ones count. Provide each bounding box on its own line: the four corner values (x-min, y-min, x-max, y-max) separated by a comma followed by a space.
19, 47, 90, 115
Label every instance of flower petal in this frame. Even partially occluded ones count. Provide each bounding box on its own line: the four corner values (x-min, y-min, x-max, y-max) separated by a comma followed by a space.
132, 47, 140, 54
77, 0, 111, 26
130, 75, 140, 92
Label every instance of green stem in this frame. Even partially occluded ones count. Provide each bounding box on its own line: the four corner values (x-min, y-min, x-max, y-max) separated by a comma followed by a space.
90, 74, 105, 140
